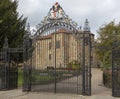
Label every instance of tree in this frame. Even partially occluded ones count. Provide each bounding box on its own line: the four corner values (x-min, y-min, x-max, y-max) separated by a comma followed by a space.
0, 0, 27, 48
96, 21, 120, 69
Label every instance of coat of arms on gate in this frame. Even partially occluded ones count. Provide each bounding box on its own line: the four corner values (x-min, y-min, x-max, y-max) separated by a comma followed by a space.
49, 2, 63, 19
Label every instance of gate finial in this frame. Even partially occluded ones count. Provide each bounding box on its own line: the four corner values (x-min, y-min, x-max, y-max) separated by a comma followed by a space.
3, 36, 9, 48
83, 19, 91, 32
27, 23, 31, 35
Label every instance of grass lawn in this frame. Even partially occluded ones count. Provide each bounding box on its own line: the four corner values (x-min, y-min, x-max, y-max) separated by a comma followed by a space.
17, 69, 81, 86
31, 69, 80, 84
18, 68, 22, 87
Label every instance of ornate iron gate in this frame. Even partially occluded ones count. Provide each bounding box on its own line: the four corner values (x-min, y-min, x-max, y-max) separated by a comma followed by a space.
0, 49, 19, 90
31, 31, 83, 94
22, 2, 92, 95
112, 49, 120, 97
0, 37, 23, 90
23, 24, 92, 95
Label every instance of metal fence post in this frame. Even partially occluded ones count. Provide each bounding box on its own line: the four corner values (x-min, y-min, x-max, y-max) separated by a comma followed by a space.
88, 33, 92, 95
81, 33, 85, 95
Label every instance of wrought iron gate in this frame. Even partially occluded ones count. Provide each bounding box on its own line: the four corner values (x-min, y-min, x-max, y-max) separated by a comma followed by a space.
0, 37, 23, 90
31, 31, 83, 94
112, 49, 120, 97
0, 49, 18, 90
23, 25, 92, 95
22, 2, 92, 95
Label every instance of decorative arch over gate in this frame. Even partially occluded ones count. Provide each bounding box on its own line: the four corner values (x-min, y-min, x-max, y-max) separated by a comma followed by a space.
35, 21, 78, 36
34, 2, 79, 36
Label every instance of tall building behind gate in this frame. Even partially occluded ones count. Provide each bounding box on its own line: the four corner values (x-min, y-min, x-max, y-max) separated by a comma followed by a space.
29, 2, 95, 69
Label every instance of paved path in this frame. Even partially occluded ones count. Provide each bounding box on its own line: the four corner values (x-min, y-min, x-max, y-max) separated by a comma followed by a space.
0, 68, 120, 99
31, 73, 82, 93
91, 68, 111, 95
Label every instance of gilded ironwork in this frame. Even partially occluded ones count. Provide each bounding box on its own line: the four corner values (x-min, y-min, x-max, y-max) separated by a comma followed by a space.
22, 2, 92, 96
35, 2, 78, 36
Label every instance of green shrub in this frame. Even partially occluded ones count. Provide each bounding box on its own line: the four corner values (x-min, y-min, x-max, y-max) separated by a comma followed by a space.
67, 60, 81, 70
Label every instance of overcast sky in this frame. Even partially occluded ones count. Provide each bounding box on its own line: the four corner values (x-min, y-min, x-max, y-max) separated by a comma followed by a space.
17, 0, 120, 38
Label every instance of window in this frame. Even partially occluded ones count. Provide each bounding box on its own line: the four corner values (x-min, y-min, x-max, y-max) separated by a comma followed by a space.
56, 41, 60, 48
49, 42, 52, 50
85, 38, 89, 45
49, 54, 51, 60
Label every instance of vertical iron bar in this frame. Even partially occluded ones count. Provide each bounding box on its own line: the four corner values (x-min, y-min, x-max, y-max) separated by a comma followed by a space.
112, 49, 114, 96
54, 26, 57, 93
4, 48, 8, 90
29, 48, 32, 91
7, 52, 10, 90
82, 33, 85, 95
64, 34, 65, 68
88, 34, 91, 95
23, 36, 28, 92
